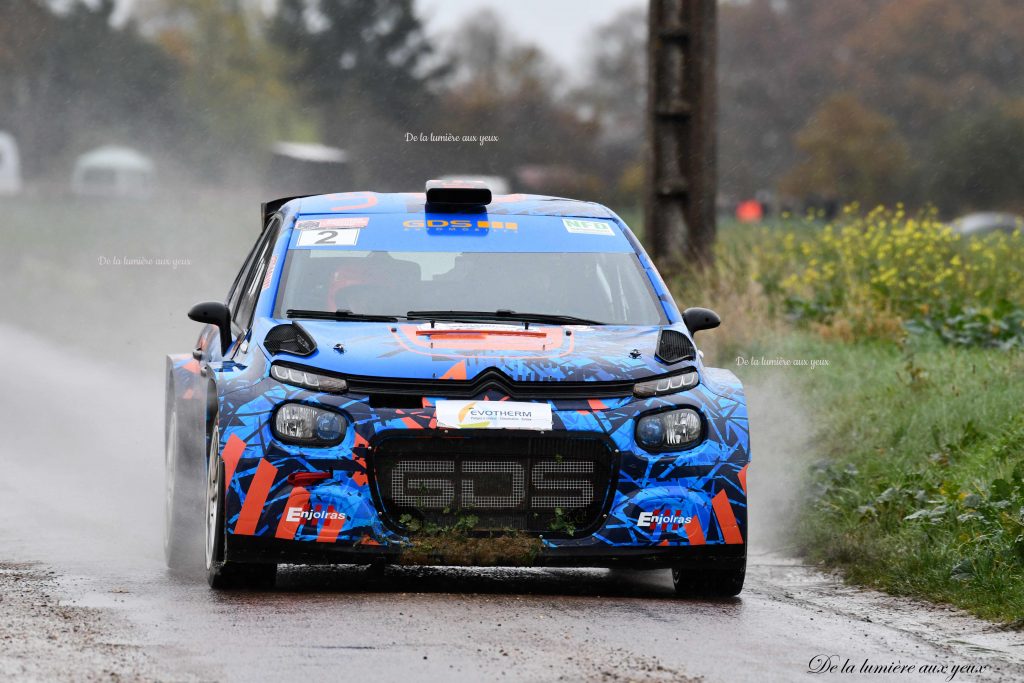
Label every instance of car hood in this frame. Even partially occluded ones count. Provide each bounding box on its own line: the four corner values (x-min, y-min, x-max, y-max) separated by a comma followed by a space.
256, 319, 690, 383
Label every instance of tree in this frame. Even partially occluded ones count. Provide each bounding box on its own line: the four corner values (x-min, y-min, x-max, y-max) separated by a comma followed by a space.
844, 0, 1024, 137
271, 0, 441, 127
719, 0, 1024, 211
270, 0, 444, 186
924, 101, 1024, 214
151, 0, 303, 178
443, 9, 560, 102
717, 0, 887, 200
574, 7, 647, 204
580, 7, 646, 145
781, 94, 909, 206
0, 1, 58, 176
434, 10, 602, 197
0, 0, 182, 178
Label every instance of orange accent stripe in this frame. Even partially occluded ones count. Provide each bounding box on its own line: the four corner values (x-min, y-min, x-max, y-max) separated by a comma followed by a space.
274, 487, 309, 539
329, 191, 379, 211
738, 465, 748, 494
415, 329, 547, 339
440, 360, 467, 380
587, 399, 608, 410
401, 417, 422, 430
183, 359, 201, 375
221, 434, 246, 482
712, 490, 744, 544
352, 471, 368, 487
234, 459, 279, 536
316, 507, 347, 543
388, 326, 575, 361
684, 517, 706, 546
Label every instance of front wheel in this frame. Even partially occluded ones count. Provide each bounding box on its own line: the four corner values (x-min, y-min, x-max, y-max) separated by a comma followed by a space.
205, 422, 277, 590
671, 552, 746, 597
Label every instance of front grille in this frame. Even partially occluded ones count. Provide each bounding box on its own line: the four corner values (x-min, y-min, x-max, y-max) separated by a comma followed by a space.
347, 367, 635, 400
371, 433, 617, 535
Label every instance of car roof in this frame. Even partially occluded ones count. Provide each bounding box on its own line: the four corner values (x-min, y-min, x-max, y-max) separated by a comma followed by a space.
290, 191, 616, 220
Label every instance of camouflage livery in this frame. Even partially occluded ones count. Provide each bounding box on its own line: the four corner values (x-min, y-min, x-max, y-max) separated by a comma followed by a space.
166, 189, 750, 587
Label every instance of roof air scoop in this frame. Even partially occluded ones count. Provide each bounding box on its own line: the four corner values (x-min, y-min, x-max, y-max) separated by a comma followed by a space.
425, 179, 491, 209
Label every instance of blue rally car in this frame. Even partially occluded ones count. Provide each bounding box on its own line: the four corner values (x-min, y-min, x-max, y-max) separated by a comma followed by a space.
165, 181, 749, 594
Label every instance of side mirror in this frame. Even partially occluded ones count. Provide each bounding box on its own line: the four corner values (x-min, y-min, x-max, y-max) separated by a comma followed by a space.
683, 307, 721, 335
188, 301, 233, 355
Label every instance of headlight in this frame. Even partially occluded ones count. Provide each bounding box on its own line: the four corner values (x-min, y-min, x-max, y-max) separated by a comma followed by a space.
271, 363, 348, 393
273, 403, 347, 446
635, 408, 703, 451
633, 369, 698, 398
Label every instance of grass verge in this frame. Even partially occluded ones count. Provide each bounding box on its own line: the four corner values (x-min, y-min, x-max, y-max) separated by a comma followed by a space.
754, 333, 1024, 624
667, 214, 1024, 624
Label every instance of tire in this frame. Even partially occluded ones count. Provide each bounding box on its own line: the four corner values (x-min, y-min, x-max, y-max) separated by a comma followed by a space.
164, 395, 203, 571
205, 421, 277, 590
671, 551, 746, 598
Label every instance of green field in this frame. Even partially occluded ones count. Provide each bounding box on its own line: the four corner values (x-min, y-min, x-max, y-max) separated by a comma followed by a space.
669, 212, 1024, 625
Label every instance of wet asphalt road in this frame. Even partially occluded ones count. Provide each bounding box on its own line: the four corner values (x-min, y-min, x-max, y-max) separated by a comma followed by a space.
1, 323, 1022, 682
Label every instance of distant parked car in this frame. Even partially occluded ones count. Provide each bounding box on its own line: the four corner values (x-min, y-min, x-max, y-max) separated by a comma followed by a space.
0, 132, 22, 195
951, 212, 1024, 237
72, 146, 155, 198
268, 141, 351, 198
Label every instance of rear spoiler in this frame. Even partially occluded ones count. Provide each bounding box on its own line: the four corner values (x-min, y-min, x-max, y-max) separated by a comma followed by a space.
261, 195, 309, 231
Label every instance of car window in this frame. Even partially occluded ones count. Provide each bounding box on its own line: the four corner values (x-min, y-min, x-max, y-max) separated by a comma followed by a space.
275, 249, 667, 325
227, 222, 273, 314
233, 217, 282, 334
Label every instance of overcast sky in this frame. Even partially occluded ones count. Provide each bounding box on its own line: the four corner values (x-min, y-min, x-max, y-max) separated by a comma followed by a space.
417, 0, 645, 73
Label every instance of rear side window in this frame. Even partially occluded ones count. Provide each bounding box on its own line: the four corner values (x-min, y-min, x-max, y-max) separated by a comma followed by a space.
227, 228, 268, 313
233, 217, 281, 332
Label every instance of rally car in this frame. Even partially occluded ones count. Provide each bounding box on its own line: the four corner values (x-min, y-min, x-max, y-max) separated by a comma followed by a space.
165, 180, 750, 594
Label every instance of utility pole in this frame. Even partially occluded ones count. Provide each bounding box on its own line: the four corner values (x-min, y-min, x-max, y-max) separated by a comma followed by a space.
645, 0, 717, 266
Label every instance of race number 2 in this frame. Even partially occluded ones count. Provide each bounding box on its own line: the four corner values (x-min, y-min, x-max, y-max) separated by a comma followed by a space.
296, 229, 360, 247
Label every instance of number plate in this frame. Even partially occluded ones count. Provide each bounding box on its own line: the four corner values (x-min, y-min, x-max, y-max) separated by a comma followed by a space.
435, 400, 552, 430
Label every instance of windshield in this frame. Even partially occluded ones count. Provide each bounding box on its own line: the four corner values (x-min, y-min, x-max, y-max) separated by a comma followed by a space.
274, 250, 667, 325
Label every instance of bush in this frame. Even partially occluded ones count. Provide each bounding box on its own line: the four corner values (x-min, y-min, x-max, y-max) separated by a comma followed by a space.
753, 206, 1024, 345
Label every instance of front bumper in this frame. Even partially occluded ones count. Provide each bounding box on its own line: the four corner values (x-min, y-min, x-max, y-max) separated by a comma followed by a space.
215, 377, 749, 566
226, 536, 747, 568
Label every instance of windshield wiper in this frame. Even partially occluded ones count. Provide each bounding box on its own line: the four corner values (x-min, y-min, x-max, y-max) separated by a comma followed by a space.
286, 309, 404, 322
406, 310, 604, 326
